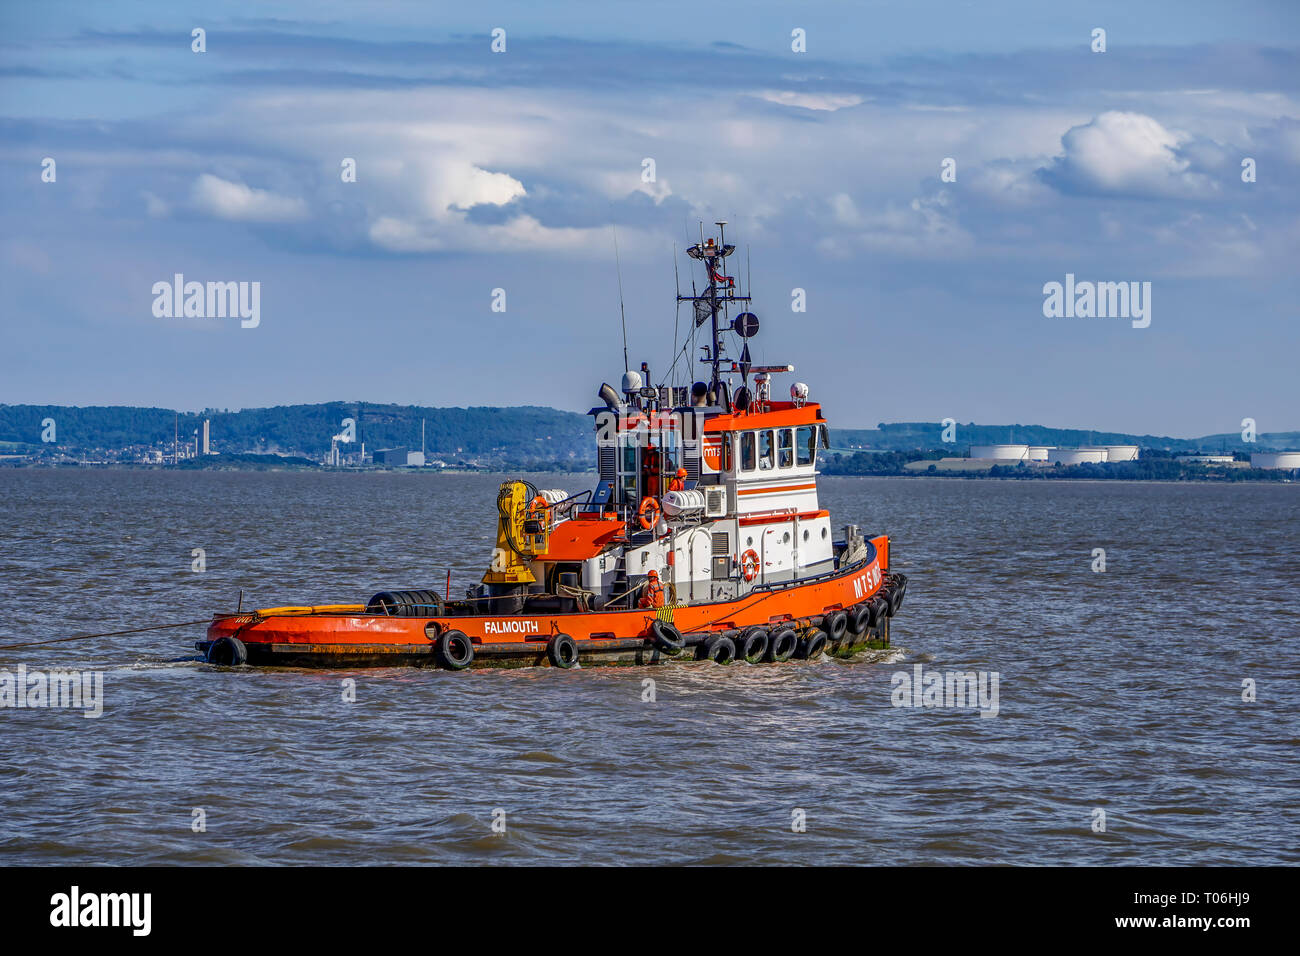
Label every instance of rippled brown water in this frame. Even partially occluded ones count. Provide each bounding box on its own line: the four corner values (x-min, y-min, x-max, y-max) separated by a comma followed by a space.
1, 470, 1296, 864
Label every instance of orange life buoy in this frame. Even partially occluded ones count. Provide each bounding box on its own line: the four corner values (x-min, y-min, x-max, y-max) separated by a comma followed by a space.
740, 548, 760, 582
638, 496, 661, 530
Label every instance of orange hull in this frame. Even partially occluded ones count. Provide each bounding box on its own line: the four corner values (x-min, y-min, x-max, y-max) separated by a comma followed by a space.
200, 537, 898, 668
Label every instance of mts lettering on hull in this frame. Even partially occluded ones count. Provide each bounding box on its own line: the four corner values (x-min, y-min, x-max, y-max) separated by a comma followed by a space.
481, 619, 542, 636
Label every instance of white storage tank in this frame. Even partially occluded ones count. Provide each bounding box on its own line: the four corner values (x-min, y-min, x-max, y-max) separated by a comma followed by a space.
1103, 445, 1139, 462
1250, 452, 1300, 469
1027, 446, 1053, 461
970, 444, 1029, 461
1049, 448, 1107, 465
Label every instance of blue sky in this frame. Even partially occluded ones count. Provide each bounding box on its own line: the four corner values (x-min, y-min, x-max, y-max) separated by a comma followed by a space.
1, 0, 1297, 435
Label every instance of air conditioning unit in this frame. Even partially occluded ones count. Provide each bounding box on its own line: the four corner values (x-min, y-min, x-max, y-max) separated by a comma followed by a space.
704, 487, 727, 517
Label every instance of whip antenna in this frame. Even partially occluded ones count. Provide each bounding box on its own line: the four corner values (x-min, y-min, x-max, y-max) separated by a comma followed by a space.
614, 224, 629, 373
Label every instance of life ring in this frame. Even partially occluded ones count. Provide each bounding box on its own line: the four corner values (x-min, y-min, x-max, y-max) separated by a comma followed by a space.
638, 496, 661, 530
740, 548, 760, 582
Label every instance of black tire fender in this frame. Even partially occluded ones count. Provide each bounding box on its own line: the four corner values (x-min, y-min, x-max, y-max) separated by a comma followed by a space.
848, 602, 873, 635
206, 636, 247, 666
700, 635, 736, 664
824, 610, 849, 641
649, 620, 685, 653
546, 633, 578, 668
890, 575, 907, 614
736, 627, 769, 664
796, 629, 828, 660
435, 629, 474, 670
765, 626, 798, 662
869, 596, 890, 628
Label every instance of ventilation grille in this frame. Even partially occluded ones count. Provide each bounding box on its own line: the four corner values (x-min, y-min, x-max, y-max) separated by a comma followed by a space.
711, 531, 729, 555
598, 446, 615, 482
705, 487, 727, 517
683, 441, 700, 480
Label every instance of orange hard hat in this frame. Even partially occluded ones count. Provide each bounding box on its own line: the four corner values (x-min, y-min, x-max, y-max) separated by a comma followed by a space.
676, 468, 687, 477
647, 569, 659, 578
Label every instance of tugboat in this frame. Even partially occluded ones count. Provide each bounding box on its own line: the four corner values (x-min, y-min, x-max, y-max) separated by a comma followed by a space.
198, 223, 907, 669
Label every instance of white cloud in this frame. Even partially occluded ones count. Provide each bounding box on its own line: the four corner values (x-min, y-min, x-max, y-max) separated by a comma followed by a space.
1041, 111, 1217, 198
417, 160, 525, 217
755, 90, 865, 111
191, 173, 309, 222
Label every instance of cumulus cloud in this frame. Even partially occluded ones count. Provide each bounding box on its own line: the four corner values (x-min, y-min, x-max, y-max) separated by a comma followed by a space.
191, 173, 309, 222
417, 161, 525, 216
1038, 111, 1217, 198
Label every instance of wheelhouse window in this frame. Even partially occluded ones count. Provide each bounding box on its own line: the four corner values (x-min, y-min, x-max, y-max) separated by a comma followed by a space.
723, 433, 733, 472
778, 428, 793, 468
797, 425, 815, 466
758, 430, 774, 470
620, 436, 638, 501
740, 431, 756, 471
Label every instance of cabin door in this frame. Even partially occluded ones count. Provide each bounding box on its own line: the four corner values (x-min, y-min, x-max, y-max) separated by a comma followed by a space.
674, 528, 711, 602
761, 524, 791, 583
761, 526, 777, 585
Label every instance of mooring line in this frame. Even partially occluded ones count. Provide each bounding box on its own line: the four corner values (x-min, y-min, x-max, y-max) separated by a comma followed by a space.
0, 619, 211, 652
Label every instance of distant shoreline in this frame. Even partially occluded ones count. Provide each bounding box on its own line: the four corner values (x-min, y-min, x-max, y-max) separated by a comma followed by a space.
2, 460, 1293, 484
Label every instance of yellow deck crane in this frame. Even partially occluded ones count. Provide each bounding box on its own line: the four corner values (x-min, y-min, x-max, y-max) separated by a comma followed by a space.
482, 480, 552, 585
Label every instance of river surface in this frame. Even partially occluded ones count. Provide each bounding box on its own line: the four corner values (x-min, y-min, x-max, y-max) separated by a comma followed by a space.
0, 470, 1296, 865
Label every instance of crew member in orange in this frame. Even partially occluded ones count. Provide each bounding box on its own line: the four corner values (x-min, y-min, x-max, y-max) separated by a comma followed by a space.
667, 467, 687, 492
642, 442, 662, 498
639, 569, 665, 608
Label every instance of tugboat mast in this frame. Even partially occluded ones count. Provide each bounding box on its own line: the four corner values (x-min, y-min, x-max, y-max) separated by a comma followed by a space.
679, 220, 748, 400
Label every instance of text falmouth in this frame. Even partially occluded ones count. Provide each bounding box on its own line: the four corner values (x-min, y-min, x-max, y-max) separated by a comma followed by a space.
1042, 274, 1150, 328
151, 274, 260, 328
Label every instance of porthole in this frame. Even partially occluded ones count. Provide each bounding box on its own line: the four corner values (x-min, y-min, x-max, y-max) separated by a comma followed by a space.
821, 527, 828, 539
803, 529, 810, 542
746, 536, 753, 546
783, 531, 791, 544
